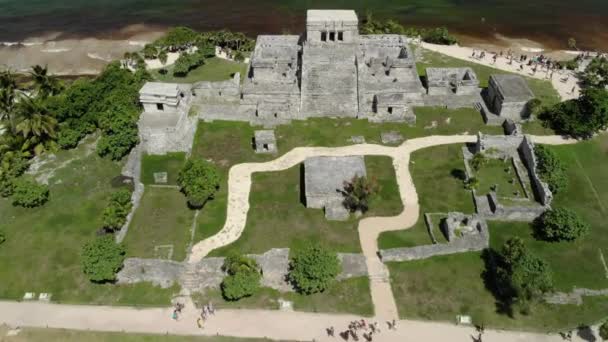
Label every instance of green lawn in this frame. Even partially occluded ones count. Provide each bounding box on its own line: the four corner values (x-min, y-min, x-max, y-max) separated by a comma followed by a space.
387, 134, 608, 331
152, 57, 248, 83
140, 152, 186, 185
378, 144, 474, 249
388, 253, 608, 332
0, 139, 177, 305
193, 277, 373, 316
474, 158, 527, 198
209, 156, 401, 256
0, 325, 277, 342
123, 187, 195, 261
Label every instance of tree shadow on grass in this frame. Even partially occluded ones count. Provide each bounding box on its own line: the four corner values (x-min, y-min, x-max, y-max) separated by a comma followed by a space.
480, 249, 516, 318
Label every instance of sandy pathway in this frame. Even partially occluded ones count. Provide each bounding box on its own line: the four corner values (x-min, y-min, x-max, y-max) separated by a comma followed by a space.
418, 41, 581, 101
0, 301, 585, 342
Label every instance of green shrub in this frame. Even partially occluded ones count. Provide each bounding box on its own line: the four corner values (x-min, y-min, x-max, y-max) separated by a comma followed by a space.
154, 27, 198, 51
220, 253, 261, 301
464, 176, 479, 190
422, 27, 458, 45
81, 235, 126, 282
342, 175, 379, 213
57, 127, 85, 149
534, 145, 568, 193
102, 188, 133, 231
177, 159, 220, 208
0, 173, 15, 197
535, 208, 590, 242
221, 270, 261, 301
11, 179, 49, 208
599, 321, 608, 340
289, 243, 341, 295
494, 237, 553, 309
540, 87, 608, 139
173, 50, 207, 77
96, 115, 139, 160
470, 153, 488, 171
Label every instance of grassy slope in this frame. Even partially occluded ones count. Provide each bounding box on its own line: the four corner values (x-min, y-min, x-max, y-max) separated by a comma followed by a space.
209, 156, 401, 256
152, 57, 248, 84
140, 152, 186, 185
0, 325, 277, 342
387, 134, 608, 331
123, 187, 195, 261
378, 144, 474, 249
0, 139, 177, 305
193, 277, 373, 316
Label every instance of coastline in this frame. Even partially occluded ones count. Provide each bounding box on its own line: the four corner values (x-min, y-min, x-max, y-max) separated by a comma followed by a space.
0, 28, 594, 76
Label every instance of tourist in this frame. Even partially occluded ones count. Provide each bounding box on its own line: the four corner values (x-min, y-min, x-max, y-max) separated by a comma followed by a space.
197, 317, 204, 329
327, 326, 335, 337
172, 310, 178, 321
571, 86, 576, 94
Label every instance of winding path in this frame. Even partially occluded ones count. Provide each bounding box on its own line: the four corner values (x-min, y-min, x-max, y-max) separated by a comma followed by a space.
0, 134, 585, 341
188, 133, 577, 318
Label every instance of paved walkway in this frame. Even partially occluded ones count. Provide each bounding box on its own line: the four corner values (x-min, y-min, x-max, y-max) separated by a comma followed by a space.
0, 301, 586, 341
418, 41, 581, 101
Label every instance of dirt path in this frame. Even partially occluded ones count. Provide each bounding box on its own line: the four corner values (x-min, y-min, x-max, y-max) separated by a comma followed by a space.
0, 301, 583, 342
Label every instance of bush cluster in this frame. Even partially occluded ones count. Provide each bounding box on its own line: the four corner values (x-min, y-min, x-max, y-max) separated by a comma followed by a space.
220, 253, 261, 301
342, 175, 379, 213
494, 237, 553, 311
11, 179, 49, 208
535, 207, 589, 242
177, 159, 220, 208
534, 145, 568, 194
102, 188, 133, 232
173, 50, 208, 77
361, 14, 458, 45
81, 235, 126, 282
288, 243, 341, 295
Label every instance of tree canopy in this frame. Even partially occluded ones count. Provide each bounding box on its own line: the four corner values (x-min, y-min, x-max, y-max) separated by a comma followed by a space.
220, 253, 261, 301
534, 145, 568, 194
102, 188, 133, 232
81, 235, 126, 282
177, 159, 220, 208
580, 56, 608, 89
11, 178, 49, 208
540, 87, 608, 139
342, 175, 379, 213
289, 243, 341, 294
535, 207, 589, 242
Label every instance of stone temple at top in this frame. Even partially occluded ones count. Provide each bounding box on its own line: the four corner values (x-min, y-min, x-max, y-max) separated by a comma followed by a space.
199, 9, 425, 124
138, 9, 537, 154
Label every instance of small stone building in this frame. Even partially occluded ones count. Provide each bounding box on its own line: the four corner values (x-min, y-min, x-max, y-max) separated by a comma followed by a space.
486, 74, 535, 121
425, 67, 479, 95
306, 10, 359, 44
254, 130, 277, 154
138, 82, 196, 155
139, 82, 187, 113
304, 156, 366, 220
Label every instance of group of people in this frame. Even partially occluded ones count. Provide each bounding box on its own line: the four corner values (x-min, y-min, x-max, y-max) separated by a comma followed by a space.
326, 319, 397, 341
471, 48, 567, 81
171, 302, 185, 321
196, 302, 216, 329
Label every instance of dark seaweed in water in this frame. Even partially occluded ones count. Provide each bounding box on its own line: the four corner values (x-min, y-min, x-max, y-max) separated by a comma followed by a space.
0, 0, 607, 50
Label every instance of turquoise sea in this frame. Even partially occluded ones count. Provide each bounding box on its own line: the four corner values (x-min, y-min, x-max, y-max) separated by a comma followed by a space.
0, 0, 607, 49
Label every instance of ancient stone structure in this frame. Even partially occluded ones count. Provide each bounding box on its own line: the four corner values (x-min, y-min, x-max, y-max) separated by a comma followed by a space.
117, 248, 368, 293
303, 156, 366, 220
138, 82, 197, 154
379, 213, 489, 262
465, 133, 553, 221
426, 67, 479, 95
254, 130, 277, 154
485, 74, 535, 122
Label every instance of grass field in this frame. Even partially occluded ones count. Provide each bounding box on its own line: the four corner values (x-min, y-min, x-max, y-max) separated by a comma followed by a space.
0, 139, 177, 305
209, 156, 401, 256
0, 325, 277, 342
387, 134, 608, 331
123, 187, 195, 261
152, 57, 248, 84
474, 158, 527, 198
140, 152, 186, 185
378, 144, 474, 249
193, 277, 373, 316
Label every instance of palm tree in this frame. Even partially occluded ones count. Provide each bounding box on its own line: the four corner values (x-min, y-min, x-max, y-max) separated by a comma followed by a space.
0, 70, 18, 134
15, 95, 57, 155
29, 65, 62, 98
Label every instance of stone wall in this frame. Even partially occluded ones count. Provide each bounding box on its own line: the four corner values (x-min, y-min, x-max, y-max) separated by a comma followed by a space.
115, 145, 144, 243
117, 248, 368, 293
139, 113, 198, 155
519, 136, 553, 205
379, 214, 489, 262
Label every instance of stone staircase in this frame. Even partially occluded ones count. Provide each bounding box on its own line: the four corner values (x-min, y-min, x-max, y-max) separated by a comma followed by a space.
179, 264, 200, 294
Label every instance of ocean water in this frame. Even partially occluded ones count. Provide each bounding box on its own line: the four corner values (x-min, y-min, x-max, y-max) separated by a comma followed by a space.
0, 0, 607, 49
